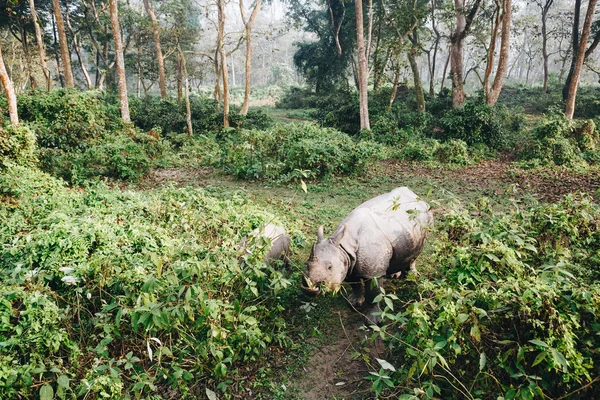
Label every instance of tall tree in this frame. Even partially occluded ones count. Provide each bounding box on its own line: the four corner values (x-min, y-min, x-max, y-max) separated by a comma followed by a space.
535, 0, 555, 94
109, 0, 131, 123
484, 0, 512, 105
52, 0, 74, 87
28, 0, 52, 91
450, 0, 482, 108
143, 0, 167, 99
217, 0, 230, 127
0, 46, 19, 125
408, 30, 425, 111
239, 0, 263, 115
565, 0, 598, 119
355, 0, 370, 130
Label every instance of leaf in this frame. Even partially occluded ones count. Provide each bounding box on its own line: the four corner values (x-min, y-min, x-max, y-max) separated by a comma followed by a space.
376, 358, 396, 372
550, 348, 569, 372
470, 324, 481, 342
532, 351, 547, 367
57, 375, 69, 388
456, 313, 469, 323
39, 385, 54, 400
206, 388, 218, 400
479, 352, 487, 371
300, 179, 307, 193
147, 340, 153, 362
528, 339, 549, 348
384, 297, 394, 311
433, 339, 447, 350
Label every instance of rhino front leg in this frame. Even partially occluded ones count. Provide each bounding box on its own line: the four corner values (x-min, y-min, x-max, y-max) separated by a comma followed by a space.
347, 282, 365, 308
364, 277, 384, 325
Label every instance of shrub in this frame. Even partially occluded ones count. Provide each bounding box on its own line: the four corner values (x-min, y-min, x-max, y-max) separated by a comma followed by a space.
0, 165, 302, 398
0, 124, 37, 167
398, 139, 440, 162
434, 139, 472, 164
436, 102, 524, 150
223, 123, 381, 180
371, 194, 600, 398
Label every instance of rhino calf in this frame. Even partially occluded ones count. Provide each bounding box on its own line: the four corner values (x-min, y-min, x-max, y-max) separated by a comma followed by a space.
238, 223, 291, 267
302, 187, 433, 324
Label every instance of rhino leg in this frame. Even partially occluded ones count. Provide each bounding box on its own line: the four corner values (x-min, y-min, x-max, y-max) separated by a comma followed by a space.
410, 260, 418, 276
347, 282, 365, 308
364, 277, 383, 325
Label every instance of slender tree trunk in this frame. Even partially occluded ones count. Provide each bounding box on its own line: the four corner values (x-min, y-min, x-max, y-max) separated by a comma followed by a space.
143, 0, 167, 99
355, 0, 370, 130
408, 35, 425, 112
240, 0, 263, 115
483, 0, 501, 99
388, 67, 400, 112
539, 0, 555, 94
64, 0, 93, 89
440, 49, 450, 95
17, 18, 37, 89
0, 46, 19, 125
450, 0, 482, 108
29, 0, 52, 91
177, 52, 183, 102
566, 0, 597, 119
486, 0, 512, 105
218, 0, 230, 127
429, 0, 441, 97
178, 44, 193, 135
51, 13, 65, 87
52, 0, 74, 87
109, 0, 130, 123
563, 0, 581, 101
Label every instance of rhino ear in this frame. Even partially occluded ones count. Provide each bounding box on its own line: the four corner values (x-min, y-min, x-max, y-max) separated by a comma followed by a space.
331, 225, 346, 246
316, 225, 325, 243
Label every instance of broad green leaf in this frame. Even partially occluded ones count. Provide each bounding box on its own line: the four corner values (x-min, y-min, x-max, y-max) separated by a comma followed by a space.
300, 179, 307, 193
57, 375, 69, 388
40, 385, 54, 400
206, 388, 218, 400
479, 352, 487, 371
532, 351, 547, 367
456, 313, 469, 323
470, 324, 481, 342
550, 348, 569, 372
528, 339, 549, 348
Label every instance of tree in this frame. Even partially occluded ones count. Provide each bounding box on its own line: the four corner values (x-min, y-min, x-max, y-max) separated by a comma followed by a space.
143, 0, 167, 99
0, 45, 19, 125
484, 0, 512, 105
52, 0, 74, 87
535, 0, 555, 94
408, 30, 425, 111
450, 0, 482, 108
355, 0, 370, 130
109, 0, 131, 123
217, 0, 230, 127
29, 0, 52, 91
565, 0, 598, 119
239, 0, 263, 115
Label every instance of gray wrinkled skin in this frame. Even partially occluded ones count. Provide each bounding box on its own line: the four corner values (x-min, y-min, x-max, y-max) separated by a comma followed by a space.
238, 223, 291, 266
304, 187, 433, 324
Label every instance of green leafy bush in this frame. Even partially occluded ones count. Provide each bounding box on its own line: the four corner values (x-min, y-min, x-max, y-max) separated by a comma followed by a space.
371, 194, 600, 398
434, 139, 472, 165
223, 123, 381, 180
436, 102, 524, 150
398, 139, 440, 162
0, 165, 302, 398
0, 124, 37, 167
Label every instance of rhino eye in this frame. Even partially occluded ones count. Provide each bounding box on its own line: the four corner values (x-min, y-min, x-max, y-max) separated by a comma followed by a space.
327, 264, 333, 270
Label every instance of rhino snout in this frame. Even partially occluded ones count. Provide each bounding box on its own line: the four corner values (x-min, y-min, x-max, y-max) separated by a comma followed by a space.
301, 276, 321, 296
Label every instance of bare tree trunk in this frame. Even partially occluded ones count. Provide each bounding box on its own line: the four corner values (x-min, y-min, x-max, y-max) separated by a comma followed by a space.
486, 0, 512, 105
29, 0, 52, 91
240, 0, 263, 115
143, 0, 167, 99
450, 0, 482, 108
408, 33, 425, 112
429, 0, 441, 97
439, 49, 450, 95
566, 0, 597, 119
65, 0, 93, 89
109, 0, 130, 123
0, 46, 19, 125
355, 0, 370, 130
538, 0, 555, 94
51, 12, 65, 87
17, 18, 37, 89
177, 52, 183, 102
218, 0, 230, 127
52, 0, 74, 87
483, 0, 501, 99
388, 67, 400, 112
178, 44, 193, 135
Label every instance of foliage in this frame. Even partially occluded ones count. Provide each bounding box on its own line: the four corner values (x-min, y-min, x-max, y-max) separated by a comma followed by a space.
397, 139, 440, 162
222, 123, 381, 180
371, 194, 600, 398
433, 139, 472, 165
436, 102, 524, 150
0, 165, 302, 398
0, 124, 37, 168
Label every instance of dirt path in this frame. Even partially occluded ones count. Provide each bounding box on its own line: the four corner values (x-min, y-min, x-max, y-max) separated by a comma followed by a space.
290, 309, 382, 400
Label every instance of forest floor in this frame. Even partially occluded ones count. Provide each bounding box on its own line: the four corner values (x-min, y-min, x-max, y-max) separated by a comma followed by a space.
138, 158, 599, 399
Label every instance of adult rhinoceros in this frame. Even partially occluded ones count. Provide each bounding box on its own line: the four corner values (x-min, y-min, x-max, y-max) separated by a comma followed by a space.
302, 187, 433, 324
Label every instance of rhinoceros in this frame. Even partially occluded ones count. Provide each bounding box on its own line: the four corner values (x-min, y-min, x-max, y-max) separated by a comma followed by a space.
238, 223, 291, 266
302, 187, 433, 324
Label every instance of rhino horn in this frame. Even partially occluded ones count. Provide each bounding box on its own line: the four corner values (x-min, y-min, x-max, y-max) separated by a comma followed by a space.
309, 244, 319, 262
317, 225, 325, 243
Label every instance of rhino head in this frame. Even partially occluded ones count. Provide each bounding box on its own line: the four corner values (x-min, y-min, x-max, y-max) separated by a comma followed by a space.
302, 225, 350, 296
